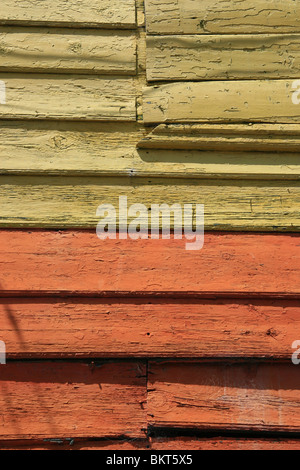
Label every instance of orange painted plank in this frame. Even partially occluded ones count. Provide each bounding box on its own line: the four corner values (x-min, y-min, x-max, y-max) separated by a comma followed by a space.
0, 439, 149, 450
0, 230, 299, 297
0, 361, 146, 439
1, 437, 299, 450
148, 362, 300, 432
151, 437, 300, 450
0, 298, 299, 359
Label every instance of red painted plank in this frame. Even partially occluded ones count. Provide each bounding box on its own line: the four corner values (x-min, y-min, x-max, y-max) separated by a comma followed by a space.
148, 362, 300, 432
0, 230, 299, 297
0, 361, 146, 439
151, 437, 300, 450
0, 439, 149, 450
0, 298, 298, 358
1, 437, 299, 450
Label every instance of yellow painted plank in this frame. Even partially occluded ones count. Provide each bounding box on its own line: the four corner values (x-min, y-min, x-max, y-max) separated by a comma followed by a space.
0, 0, 136, 28
0, 74, 136, 121
0, 176, 298, 230
145, 0, 300, 34
1, 122, 300, 180
0, 122, 145, 175
0, 27, 136, 74
143, 80, 300, 124
139, 123, 300, 152
147, 34, 300, 81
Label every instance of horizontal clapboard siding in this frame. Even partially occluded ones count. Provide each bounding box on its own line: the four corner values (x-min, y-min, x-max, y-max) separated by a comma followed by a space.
147, 34, 300, 81
145, 0, 300, 35
0, 361, 146, 439
0, 298, 298, 358
139, 123, 300, 154
1, 122, 300, 179
0, 0, 136, 29
151, 438, 300, 451
1, 438, 300, 450
0, 28, 136, 74
1, 0, 300, 446
143, 80, 300, 124
0, 439, 149, 450
148, 362, 300, 432
0, 176, 299, 230
0, 231, 298, 296
0, 74, 136, 120
0, 122, 147, 175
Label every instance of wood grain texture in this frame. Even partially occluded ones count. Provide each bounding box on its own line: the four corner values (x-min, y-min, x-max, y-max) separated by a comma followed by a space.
0, 231, 298, 297
0, 27, 136, 74
0, 361, 146, 439
0, 298, 299, 359
145, 0, 300, 35
143, 80, 300, 124
1, 437, 299, 450
151, 437, 300, 450
148, 362, 300, 432
139, 123, 300, 153
146, 34, 300, 81
0, 0, 136, 28
0, 74, 136, 120
0, 439, 149, 450
0, 176, 299, 230
2, 122, 300, 180
0, 122, 145, 175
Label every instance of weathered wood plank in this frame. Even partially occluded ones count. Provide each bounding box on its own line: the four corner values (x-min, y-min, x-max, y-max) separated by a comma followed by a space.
151, 438, 300, 450
0, 74, 136, 120
0, 176, 298, 230
2, 122, 300, 180
0, 0, 136, 29
1, 437, 299, 450
0, 122, 145, 175
0, 27, 136, 74
139, 122, 300, 153
148, 362, 300, 432
0, 231, 298, 296
143, 80, 300, 124
146, 34, 300, 81
145, 0, 300, 35
0, 439, 149, 450
0, 361, 146, 439
0, 298, 298, 358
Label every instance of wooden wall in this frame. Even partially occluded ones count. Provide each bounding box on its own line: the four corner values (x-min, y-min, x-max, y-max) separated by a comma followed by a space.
0, 0, 299, 450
